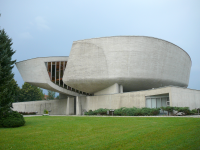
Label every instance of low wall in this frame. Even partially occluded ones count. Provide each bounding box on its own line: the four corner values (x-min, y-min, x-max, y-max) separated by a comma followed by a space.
77, 87, 171, 114
12, 99, 68, 115
12, 87, 200, 116
170, 87, 200, 109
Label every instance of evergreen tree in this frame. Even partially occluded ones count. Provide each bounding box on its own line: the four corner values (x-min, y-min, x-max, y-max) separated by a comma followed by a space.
12, 79, 21, 102
19, 82, 44, 101
0, 29, 16, 118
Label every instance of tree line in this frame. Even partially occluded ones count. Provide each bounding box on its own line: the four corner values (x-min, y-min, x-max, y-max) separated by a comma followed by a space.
13, 81, 59, 102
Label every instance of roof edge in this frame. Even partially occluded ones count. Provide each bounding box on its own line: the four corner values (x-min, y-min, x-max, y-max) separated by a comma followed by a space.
73, 36, 192, 63
15, 56, 69, 64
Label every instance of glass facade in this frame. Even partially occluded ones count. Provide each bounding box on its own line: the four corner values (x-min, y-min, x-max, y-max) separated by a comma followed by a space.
46, 61, 92, 96
146, 96, 169, 108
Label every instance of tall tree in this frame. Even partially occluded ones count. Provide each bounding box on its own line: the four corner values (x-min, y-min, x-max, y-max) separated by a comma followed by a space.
0, 29, 16, 118
11, 79, 21, 102
19, 82, 44, 101
47, 90, 55, 100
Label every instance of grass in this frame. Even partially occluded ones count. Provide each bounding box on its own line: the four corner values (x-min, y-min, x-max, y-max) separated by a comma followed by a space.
0, 116, 200, 150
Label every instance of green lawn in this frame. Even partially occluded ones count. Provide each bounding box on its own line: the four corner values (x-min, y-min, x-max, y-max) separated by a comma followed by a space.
0, 116, 200, 150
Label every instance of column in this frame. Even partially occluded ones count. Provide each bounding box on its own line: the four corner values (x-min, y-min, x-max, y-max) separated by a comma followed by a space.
119, 85, 123, 93
76, 96, 82, 115
66, 97, 74, 115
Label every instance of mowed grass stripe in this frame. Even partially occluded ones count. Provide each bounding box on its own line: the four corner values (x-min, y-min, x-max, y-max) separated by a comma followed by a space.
0, 116, 199, 150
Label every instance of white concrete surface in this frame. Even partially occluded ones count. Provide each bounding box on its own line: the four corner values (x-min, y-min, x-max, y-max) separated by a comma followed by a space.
79, 87, 171, 112
13, 99, 68, 115
76, 96, 87, 115
119, 85, 123, 93
77, 86, 200, 113
170, 87, 200, 109
12, 86, 200, 115
66, 97, 74, 115
94, 83, 120, 96
63, 36, 191, 94
16, 57, 84, 97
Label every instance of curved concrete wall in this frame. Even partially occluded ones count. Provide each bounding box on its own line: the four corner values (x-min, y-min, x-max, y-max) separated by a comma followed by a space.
16, 57, 83, 96
63, 36, 191, 93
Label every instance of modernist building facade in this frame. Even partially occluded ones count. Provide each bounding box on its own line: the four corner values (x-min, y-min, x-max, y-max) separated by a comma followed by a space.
13, 36, 200, 115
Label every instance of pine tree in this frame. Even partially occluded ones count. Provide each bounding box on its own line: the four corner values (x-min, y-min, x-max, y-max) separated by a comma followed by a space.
0, 29, 16, 118
12, 79, 21, 102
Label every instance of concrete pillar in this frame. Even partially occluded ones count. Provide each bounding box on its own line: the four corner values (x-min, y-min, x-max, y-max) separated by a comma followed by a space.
66, 97, 74, 115
119, 85, 123, 93
76, 96, 82, 115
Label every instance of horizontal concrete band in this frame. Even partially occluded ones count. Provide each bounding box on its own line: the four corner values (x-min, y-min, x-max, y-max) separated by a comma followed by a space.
13, 86, 200, 115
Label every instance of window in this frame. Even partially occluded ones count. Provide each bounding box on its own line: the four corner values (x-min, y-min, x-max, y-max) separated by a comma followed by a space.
146, 96, 169, 108
45, 61, 92, 95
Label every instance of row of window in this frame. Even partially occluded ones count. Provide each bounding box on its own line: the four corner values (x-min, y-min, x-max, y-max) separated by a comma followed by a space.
146, 97, 170, 108
45, 61, 92, 96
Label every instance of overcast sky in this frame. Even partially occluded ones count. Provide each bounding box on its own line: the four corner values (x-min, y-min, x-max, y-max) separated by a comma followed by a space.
1, 0, 200, 94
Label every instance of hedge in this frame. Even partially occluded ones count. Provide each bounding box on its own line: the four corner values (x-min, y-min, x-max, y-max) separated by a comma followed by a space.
84, 107, 160, 116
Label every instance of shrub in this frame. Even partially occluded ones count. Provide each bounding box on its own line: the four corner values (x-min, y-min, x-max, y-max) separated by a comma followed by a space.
161, 106, 174, 116
141, 108, 153, 116
44, 109, 48, 114
150, 108, 160, 115
2, 111, 25, 128
18, 112, 37, 115
114, 107, 125, 116
114, 107, 160, 116
191, 109, 197, 114
84, 110, 94, 115
121, 107, 133, 116
180, 107, 191, 115
94, 108, 109, 115
174, 107, 191, 115
84, 108, 109, 115
84, 107, 159, 116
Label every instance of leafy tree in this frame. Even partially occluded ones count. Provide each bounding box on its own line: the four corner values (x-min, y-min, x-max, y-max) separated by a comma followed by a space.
0, 29, 16, 119
56, 95, 59, 99
47, 90, 55, 100
19, 82, 44, 101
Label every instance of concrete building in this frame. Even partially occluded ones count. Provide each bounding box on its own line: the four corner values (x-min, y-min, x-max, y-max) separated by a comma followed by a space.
13, 36, 200, 115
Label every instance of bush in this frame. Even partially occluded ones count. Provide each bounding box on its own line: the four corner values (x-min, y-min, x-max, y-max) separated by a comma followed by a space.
160, 106, 174, 116
44, 109, 48, 114
174, 107, 191, 115
84, 108, 109, 115
18, 112, 37, 115
114, 107, 160, 116
2, 111, 25, 128
150, 108, 160, 115
92, 107, 161, 116
114, 107, 125, 116
191, 109, 197, 114
94, 108, 109, 115
84, 110, 94, 115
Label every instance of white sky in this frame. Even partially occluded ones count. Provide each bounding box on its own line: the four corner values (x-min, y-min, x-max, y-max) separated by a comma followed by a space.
1, 0, 200, 94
